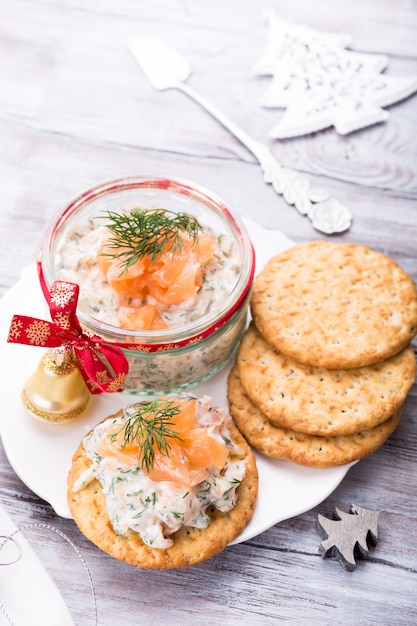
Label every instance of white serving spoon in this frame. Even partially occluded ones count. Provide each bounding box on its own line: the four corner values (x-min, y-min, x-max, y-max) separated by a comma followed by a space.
128, 37, 352, 234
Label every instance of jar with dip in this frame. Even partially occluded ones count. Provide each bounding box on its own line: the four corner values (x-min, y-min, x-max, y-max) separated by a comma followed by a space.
40, 176, 255, 394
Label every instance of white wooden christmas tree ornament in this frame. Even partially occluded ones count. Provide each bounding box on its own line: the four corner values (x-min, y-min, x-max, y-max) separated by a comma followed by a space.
255, 11, 417, 139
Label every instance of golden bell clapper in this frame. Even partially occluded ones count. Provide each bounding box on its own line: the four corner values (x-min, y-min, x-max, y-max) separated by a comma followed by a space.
22, 346, 90, 423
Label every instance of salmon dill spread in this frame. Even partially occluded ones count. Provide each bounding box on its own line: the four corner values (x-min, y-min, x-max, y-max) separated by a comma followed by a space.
55, 207, 249, 391
72, 396, 247, 549
56, 207, 241, 330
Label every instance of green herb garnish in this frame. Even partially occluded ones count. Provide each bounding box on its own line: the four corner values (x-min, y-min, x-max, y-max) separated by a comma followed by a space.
110, 399, 184, 473
101, 207, 203, 273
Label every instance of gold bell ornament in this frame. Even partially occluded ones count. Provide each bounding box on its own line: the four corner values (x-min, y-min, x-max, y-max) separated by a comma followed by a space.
22, 346, 90, 423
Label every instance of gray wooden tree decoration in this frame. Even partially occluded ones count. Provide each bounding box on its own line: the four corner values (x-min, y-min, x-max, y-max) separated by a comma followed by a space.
317, 504, 379, 571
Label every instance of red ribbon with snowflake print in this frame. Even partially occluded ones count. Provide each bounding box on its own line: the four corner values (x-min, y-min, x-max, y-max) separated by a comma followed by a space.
7, 281, 129, 394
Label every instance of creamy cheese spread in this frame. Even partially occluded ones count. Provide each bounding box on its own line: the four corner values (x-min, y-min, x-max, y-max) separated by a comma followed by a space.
73, 396, 246, 549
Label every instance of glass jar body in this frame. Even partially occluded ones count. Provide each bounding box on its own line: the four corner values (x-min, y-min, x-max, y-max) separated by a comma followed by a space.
41, 176, 254, 394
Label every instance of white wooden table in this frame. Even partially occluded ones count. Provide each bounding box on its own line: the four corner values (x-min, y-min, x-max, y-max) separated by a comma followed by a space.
0, 1, 416, 624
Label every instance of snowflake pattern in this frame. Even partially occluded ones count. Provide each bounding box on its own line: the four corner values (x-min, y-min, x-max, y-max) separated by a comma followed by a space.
85, 378, 100, 394
8, 318, 23, 341
53, 310, 72, 330
50, 283, 77, 309
96, 370, 111, 384
107, 373, 127, 392
188, 335, 205, 345
130, 345, 152, 353
25, 320, 51, 345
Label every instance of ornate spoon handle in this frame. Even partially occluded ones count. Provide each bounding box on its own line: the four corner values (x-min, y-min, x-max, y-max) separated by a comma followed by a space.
178, 82, 352, 234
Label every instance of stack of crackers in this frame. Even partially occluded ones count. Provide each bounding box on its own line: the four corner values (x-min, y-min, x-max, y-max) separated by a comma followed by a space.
228, 241, 417, 468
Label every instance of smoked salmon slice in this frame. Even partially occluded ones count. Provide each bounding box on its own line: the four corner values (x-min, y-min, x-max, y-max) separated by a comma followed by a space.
98, 397, 229, 486
97, 228, 216, 330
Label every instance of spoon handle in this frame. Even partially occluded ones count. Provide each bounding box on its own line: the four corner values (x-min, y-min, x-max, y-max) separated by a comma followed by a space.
177, 82, 352, 234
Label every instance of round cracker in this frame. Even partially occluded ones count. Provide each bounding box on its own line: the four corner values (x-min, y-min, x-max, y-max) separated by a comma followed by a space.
251, 241, 417, 369
236, 323, 415, 436
68, 408, 258, 569
228, 365, 403, 468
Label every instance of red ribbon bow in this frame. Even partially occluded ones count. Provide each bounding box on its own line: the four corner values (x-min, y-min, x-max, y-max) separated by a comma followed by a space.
7, 281, 129, 394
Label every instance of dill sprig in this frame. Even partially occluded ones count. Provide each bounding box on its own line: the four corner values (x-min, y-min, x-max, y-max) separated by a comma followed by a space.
110, 399, 184, 473
101, 207, 203, 273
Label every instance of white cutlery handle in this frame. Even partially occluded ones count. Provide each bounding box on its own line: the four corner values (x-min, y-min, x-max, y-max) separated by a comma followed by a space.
177, 82, 352, 234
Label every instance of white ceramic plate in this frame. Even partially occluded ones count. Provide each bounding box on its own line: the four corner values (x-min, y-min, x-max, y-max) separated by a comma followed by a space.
0, 219, 353, 544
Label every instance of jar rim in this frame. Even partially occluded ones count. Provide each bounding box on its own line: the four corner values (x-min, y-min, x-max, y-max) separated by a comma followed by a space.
40, 175, 255, 345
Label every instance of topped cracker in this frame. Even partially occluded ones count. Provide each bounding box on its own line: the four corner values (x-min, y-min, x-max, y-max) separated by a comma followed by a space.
67, 395, 258, 569
251, 241, 417, 369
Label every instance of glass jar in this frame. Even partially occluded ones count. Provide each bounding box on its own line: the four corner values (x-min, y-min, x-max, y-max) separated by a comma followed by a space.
40, 176, 255, 394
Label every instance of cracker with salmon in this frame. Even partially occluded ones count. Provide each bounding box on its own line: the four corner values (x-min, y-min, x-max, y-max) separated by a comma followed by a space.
250, 241, 417, 369
67, 395, 258, 569
228, 365, 403, 468
236, 323, 416, 437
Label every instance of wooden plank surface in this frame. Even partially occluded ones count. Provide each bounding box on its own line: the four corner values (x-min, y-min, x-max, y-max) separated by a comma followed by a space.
0, 1, 416, 624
